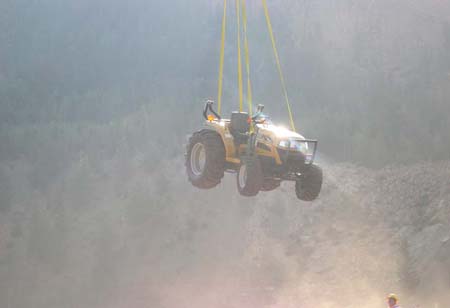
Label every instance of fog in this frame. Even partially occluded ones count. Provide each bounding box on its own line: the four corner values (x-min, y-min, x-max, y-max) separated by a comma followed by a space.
1, 1, 449, 307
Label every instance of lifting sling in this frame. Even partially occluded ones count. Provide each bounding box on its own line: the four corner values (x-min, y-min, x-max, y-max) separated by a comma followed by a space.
217, 0, 227, 115
216, 0, 296, 132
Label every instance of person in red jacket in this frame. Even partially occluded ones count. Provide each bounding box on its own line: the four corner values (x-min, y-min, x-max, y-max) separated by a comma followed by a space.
387, 293, 401, 308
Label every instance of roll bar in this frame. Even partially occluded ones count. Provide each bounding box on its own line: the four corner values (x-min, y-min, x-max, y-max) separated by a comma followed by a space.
203, 100, 221, 120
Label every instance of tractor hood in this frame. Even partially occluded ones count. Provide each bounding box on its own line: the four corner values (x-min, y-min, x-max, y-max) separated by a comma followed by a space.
257, 123, 305, 141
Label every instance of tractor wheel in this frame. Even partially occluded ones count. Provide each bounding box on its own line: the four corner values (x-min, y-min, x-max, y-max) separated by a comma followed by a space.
261, 179, 281, 192
185, 130, 225, 189
295, 164, 323, 201
237, 156, 263, 197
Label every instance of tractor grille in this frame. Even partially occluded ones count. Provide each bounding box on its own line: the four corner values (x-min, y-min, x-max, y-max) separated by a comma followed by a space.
277, 148, 306, 171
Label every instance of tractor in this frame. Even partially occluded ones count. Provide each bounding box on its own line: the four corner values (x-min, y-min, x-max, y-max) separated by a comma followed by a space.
185, 101, 322, 201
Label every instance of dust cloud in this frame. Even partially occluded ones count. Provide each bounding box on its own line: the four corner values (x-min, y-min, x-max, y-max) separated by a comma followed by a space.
3, 149, 449, 307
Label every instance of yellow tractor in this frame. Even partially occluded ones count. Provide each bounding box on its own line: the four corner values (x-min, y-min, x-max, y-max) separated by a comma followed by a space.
186, 0, 322, 199
185, 101, 322, 200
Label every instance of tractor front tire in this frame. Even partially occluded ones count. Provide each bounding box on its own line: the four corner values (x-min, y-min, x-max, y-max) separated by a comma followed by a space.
237, 156, 263, 197
295, 164, 323, 201
185, 130, 225, 189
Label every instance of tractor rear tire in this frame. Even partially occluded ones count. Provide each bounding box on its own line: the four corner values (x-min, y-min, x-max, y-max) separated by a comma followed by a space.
185, 130, 225, 189
295, 164, 323, 201
261, 179, 281, 192
237, 156, 263, 197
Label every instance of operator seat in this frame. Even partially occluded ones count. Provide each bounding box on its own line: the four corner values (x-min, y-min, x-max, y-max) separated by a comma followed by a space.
229, 111, 249, 146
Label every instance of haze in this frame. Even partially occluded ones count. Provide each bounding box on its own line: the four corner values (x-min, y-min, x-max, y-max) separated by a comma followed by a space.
1, 1, 449, 307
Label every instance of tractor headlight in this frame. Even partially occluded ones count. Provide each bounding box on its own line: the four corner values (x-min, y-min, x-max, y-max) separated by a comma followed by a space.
278, 139, 309, 154
291, 140, 309, 154
278, 140, 290, 148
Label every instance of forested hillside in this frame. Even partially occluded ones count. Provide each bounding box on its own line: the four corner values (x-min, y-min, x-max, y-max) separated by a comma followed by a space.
1, 0, 450, 166
0, 1, 449, 307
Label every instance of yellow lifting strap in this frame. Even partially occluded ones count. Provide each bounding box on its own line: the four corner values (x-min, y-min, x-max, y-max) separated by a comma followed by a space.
236, 0, 244, 112
217, 0, 227, 115
261, 0, 296, 132
241, 0, 253, 117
